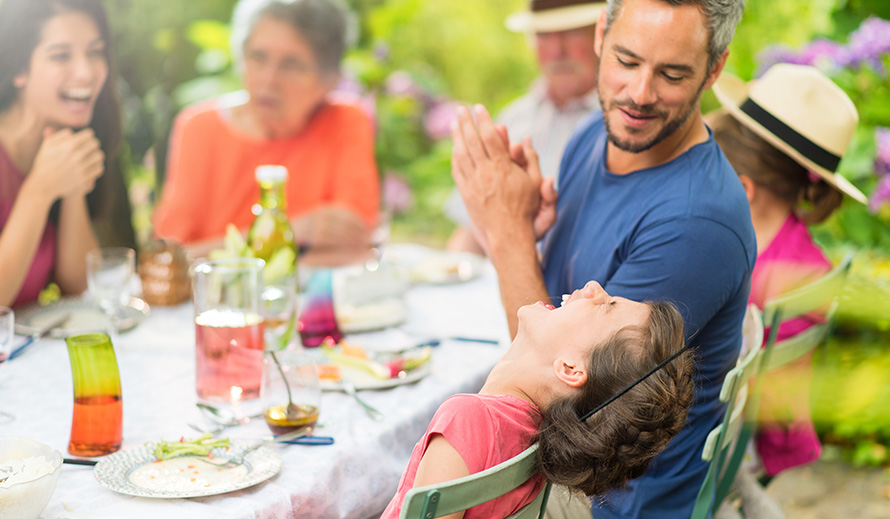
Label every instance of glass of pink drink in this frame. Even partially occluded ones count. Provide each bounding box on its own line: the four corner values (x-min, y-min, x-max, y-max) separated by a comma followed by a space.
193, 258, 266, 404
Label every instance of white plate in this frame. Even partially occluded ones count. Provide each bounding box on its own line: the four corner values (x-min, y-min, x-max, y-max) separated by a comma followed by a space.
320, 361, 432, 391
405, 251, 485, 285
93, 440, 281, 499
335, 297, 407, 333
14, 297, 149, 337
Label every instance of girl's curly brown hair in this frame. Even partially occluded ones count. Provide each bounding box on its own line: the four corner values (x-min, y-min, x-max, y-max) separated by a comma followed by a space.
535, 301, 694, 497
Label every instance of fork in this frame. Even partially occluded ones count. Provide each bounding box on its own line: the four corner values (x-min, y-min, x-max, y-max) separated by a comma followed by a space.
208, 427, 312, 468
341, 379, 384, 422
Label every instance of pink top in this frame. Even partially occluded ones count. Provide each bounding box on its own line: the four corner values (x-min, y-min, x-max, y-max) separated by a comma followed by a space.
381, 394, 544, 519
0, 143, 56, 306
750, 214, 831, 341
749, 214, 830, 476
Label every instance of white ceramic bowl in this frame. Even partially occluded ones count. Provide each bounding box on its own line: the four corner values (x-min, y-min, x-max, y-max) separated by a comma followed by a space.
0, 436, 63, 519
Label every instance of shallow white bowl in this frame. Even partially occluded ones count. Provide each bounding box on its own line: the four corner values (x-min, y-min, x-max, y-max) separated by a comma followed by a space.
0, 436, 63, 519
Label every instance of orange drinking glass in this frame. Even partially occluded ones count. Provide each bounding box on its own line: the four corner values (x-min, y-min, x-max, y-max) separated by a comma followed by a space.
66, 333, 122, 457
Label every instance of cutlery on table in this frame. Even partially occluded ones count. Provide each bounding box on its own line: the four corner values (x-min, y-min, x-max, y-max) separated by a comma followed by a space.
341, 379, 384, 422
8, 313, 71, 361
63, 458, 98, 466
210, 427, 312, 468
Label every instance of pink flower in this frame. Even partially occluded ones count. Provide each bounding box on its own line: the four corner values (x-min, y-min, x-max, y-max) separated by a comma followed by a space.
423, 100, 459, 141
384, 71, 420, 98
382, 172, 414, 214
874, 127, 890, 177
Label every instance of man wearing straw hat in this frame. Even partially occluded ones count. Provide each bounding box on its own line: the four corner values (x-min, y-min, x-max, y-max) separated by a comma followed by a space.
451, 0, 756, 517
446, 0, 604, 254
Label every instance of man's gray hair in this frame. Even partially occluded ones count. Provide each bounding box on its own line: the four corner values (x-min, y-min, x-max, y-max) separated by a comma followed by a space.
229, 0, 357, 77
604, 0, 745, 71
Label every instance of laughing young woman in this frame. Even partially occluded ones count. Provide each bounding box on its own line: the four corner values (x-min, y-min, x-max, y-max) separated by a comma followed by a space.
0, 0, 129, 307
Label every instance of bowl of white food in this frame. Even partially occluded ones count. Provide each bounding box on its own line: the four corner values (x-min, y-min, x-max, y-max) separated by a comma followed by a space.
0, 436, 63, 519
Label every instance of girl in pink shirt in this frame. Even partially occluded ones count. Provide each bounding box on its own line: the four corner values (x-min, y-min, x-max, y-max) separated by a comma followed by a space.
382, 281, 694, 519
711, 64, 866, 476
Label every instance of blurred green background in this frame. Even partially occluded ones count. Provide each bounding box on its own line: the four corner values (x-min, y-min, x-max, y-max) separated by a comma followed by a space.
103, 0, 889, 466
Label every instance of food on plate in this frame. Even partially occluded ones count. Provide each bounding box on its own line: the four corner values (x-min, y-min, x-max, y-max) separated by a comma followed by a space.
129, 455, 248, 492
320, 341, 432, 380
316, 364, 342, 383
150, 434, 230, 461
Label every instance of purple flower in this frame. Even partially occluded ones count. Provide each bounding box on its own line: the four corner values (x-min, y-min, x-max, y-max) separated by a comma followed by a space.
334, 74, 366, 98
755, 45, 809, 77
374, 42, 390, 62
423, 100, 459, 141
329, 74, 376, 122
381, 171, 414, 214
847, 16, 890, 73
385, 71, 421, 98
868, 174, 890, 214
801, 38, 852, 70
874, 127, 890, 177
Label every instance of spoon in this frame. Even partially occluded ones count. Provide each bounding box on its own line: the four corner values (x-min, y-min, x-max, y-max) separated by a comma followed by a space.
269, 350, 302, 421
196, 403, 261, 425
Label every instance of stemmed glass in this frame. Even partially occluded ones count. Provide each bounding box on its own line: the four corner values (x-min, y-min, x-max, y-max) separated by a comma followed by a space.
0, 306, 15, 423
261, 276, 298, 351
86, 247, 135, 331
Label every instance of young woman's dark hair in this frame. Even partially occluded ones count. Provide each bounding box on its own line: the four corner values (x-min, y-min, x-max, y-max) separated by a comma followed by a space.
536, 301, 694, 496
711, 113, 842, 225
0, 0, 134, 248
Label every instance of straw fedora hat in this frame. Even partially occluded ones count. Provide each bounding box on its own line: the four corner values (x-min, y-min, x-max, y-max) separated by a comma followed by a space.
713, 63, 867, 203
506, 0, 606, 33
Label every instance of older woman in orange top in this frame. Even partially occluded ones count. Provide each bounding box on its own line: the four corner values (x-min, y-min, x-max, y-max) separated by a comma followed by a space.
153, 0, 379, 257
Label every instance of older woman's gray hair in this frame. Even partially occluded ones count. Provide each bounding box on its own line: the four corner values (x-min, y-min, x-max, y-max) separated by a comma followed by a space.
229, 0, 357, 77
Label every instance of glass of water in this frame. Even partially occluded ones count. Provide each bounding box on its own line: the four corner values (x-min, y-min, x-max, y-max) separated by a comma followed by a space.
86, 248, 135, 330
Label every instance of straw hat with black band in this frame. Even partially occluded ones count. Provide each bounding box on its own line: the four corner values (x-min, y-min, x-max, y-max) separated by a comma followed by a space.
712, 63, 867, 204
505, 0, 607, 33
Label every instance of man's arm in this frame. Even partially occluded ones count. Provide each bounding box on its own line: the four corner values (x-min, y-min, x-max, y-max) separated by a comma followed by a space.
450, 105, 551, 337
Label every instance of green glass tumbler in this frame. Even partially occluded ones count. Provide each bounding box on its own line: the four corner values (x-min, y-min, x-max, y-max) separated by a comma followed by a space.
66, 333, 123, 457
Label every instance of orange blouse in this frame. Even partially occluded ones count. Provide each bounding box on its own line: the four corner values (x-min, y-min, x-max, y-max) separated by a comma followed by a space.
153, 95, 380, 244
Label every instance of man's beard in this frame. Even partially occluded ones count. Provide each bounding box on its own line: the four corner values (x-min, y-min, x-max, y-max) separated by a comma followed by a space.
602, 79, 707, 154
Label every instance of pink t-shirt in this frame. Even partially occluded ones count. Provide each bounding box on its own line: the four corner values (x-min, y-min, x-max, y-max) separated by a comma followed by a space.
381, 394, 544, 519
0, 144, 56, 306
749, 214, 829, 476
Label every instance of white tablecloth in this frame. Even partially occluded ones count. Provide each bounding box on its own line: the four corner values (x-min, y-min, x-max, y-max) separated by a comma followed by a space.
0, 246, 510, 519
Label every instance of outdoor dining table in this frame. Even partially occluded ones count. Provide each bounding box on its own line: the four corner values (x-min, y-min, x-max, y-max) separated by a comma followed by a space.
0, 244, 510, 519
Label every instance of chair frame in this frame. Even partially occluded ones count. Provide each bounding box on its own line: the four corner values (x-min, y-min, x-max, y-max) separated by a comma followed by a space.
399, 444, 552, 519
691, 304, 764, 519
693, 253, 853, 517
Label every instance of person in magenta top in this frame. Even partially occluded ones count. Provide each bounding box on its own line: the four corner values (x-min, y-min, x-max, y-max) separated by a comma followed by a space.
0, 0, 128, 308
382, 281, 693, 519
711, 63, 868, 477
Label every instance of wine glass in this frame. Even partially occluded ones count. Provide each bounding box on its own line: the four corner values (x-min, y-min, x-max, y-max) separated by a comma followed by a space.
0, 306, 15, 423
261, 276, 298, 351
86, 247, 135, 331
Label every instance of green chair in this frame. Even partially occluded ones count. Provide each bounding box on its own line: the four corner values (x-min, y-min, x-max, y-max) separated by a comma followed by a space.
399, 443, 552, 519
711, 252, 853, 510
691, 304, 765, 519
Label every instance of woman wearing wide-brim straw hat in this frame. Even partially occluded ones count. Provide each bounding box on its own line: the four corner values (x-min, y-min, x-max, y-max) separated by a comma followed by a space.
708, 63, 863, 478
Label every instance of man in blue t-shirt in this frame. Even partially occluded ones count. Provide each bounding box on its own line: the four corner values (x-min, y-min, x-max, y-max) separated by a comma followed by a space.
451, 0, 754, 517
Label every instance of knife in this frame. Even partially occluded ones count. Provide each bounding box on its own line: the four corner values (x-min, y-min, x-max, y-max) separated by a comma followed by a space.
8, 313, 71, 360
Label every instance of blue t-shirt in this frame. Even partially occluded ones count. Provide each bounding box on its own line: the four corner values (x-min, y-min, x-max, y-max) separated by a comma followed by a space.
541, 112, 756, 519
